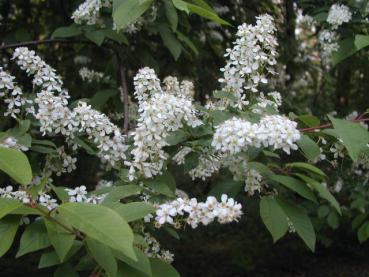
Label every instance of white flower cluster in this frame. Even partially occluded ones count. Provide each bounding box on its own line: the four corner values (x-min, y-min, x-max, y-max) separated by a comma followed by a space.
142, 233, 174, 264
253, 91, 282, 113
244, 169, 264, 195
154, 194, 242, 229
44, 147, 77, 176
222, 155, 265, 195
212, 115, 300, 155
327, 4, 352, 29
219, 14, 278, 103
0, 185, 58, 210
318, 30, 339, 66
11, 47, 128, 168
172, 146, 192, 165
0, 67, 32, 118
0, 136, 29, 151
65, 185, 105, 204
71, 0, 111, 25
188, 152, 222, 181
128, 67, 202, 179
79, 67, 105, 83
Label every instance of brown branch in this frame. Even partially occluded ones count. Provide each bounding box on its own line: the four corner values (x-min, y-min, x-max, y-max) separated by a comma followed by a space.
0, 38, 95, 50
299, 118, 369, 132
119, 64, 130, 134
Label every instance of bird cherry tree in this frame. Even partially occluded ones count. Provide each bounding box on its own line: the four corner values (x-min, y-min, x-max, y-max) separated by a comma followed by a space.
0, 0, 369, 276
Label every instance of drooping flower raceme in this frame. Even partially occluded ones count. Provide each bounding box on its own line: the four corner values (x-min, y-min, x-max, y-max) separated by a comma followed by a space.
11, 47, 128, 169
79, 67, 106, 83
71, 0, 112, 25
128, 67, 202, 179
154, 194, 242, 229
212, 115, 300, 155
327, 4, 352, 29
219, 14, 278, 105
0, 67, 32, 118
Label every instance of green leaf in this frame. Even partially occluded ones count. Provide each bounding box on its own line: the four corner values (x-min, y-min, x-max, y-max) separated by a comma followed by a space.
113, 0, 154, 30
114, 247, 152, 277
267, 175, 317, 203
144, 171, 176, 197
296, 115, 320, 127
39, 251, 61, 269
358, 221, 369, 243
0, 146, 32, 185
85, 30, 105, 46
102, 185, 142, 203
277, 198, 316, 251
172, 0, 190, 13
297, 135, 321, 161
39, 241, 83, 269
286, 162, 326, 177
328, 116, 369, 161
295, 173, 341, 214
104, 202, 155, 222
158, 24, 182, 60
183, 151, 200, 172
172, 0, 229, 25
44, 218, 75, 261
52, 26, 82, 38
166, 130, 188, 146
0, 216, 19, 257
176, 31, 199, 55
90, 89, 118, 110
248, 162, 274, 177
213, 90, 237, 101
0, 198, 23, 220
333, 35, 369, 65
317, 205, 330, 218
103, 29, 128, 45
186, 2, 229, 25
58, 202, 136, 260
209, 179, 243, 199
209, 110, 234, 125
86, 238, 118, 277
165, 0, 178, 31
260, 196, 288, 242
16, 220, 51, 257
327, 211, 339, 229
54, 263, 79, 277
150, 258, 180, 277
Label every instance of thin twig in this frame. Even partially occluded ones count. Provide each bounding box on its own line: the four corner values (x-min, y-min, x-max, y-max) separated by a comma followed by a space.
0, 38, 94, 50
119, 64, 130, 134
299, 118, 369, 132
30, 204, 85, 240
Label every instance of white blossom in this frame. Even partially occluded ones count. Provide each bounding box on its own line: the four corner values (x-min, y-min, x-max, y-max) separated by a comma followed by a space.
327, 4, 352, 29
219, 14, 278, 105
212, 115, 300, 155
128, 68, 202, 179
79, 67, 106, 83
71, 0, 112, 25
154, 194, 242, 228
65, 185, 88, 202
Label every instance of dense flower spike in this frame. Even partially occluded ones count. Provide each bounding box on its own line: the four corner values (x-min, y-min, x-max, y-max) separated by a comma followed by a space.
327, 4, 352, 29
128, 68, 202, 179
212, 115, 300, 155
72, 0, 112, 25
219, 14, 278, 106
154, 194, 243, 228
79, 67, 106, 83
0, 67, 32, 118
11, 47, 128, 169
